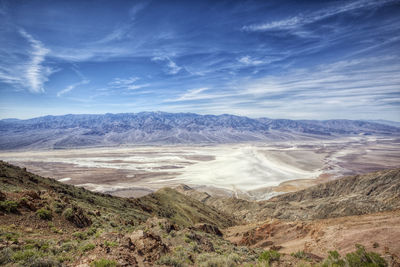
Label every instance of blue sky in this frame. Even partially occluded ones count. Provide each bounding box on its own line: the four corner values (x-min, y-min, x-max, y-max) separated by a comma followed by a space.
0, 0, 399, 120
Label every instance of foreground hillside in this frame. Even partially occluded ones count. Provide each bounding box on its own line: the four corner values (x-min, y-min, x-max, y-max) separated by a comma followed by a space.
1, 112, 399, 149
1, 161, 399, 266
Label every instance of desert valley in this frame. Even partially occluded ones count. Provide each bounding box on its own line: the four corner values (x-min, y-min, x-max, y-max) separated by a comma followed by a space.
0, 135, 399, 200
1, 0, 400, 266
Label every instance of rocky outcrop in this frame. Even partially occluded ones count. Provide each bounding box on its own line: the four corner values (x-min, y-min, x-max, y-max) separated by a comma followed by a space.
65, 205, 92, 228
127, 230, 168, 263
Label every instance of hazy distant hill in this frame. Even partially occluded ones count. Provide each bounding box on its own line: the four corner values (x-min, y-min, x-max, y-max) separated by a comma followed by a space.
0, 112, 399, 149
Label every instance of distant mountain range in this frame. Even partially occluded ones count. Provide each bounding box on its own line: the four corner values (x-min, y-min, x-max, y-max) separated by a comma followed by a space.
0, 112, 399, 149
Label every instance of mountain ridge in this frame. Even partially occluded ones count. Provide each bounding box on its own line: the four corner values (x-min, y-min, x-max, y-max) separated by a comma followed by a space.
1, 112, 399, 150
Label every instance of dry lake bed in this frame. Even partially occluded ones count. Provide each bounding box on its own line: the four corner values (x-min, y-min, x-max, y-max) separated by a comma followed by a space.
0, 136, 399, 200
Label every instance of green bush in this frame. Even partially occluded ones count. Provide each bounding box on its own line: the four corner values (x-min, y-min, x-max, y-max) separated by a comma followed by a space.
0, 247, 12, 265
2, 232, 19, 242
324, 250, 345, 266
0, 200, 18, 213
197, 253, 240, 267
258, 250, 281, 263
36, 208, 52, 220
53, 202, 66, 214
104, 241, 118, 248
63, 208, 74, 220
81, 243, 96, 252
61, 241, 76, 252
12, 248, 42, 262
91, 258, 117, 267
73, 231, 87, 240
292, 251, 310, 261
320, 245, 386, 267
345, 244, 386, 267
157, 255, 185, 267
30, 257, 61, 267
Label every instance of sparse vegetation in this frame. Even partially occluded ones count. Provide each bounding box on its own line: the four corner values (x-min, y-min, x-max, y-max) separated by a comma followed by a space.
91, 259, 117, 267
0, 161, 396, 266
63, 207, 74, 220
104, 240, 118, 248
291, 251, 311, 261
258, 250, 281, 264
80, 243, 96, 252
36, 208, 53, 220
0, 200, 18, 213
320, 245, 386, 267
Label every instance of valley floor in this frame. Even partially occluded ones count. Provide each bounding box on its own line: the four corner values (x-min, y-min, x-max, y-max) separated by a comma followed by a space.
0, 136, 399, 200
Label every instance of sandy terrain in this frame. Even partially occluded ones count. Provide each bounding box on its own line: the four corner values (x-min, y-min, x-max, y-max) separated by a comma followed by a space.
0, 136, 399, 199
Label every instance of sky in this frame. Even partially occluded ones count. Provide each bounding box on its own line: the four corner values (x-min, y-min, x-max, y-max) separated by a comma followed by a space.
0, 0, 399, 121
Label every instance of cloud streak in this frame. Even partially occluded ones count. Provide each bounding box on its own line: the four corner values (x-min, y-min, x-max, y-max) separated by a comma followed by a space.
18, 29, 53, 93
108, 77, 150, 90
162, 56, 400, 119
57, 79, 90, 97
242, 0, 396, 32
152, 56, 182, 75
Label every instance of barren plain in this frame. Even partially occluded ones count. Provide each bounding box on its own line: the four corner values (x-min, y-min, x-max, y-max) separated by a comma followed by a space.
0, 136, 399, 200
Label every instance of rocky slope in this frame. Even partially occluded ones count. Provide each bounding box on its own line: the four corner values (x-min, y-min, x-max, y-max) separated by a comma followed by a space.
1, 112, 399, 149
0, 161, 398, 266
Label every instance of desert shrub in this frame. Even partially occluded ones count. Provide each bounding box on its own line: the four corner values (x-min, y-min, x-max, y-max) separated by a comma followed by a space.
321, 250, 345, 267
1, 231, 19, 242
63, 208, 74, 220
292, 251, 310, 261
345, 244, 386, 267
81, 243, 95, 252
73, 231, 87, 240
86, 226, 97, 237
12, 248, 42, 263
30, 257, 61, 267
61, 241, 76, 252
0, 247, 12, 265
157, 254, 185, 267
53, 202, 66, 214
104, 241, 118, 248
91, 258, 117, 267
197, 253, 240, 267
258, 250, 281, 263
0, 200, 18, 213
36, 208, 52, 220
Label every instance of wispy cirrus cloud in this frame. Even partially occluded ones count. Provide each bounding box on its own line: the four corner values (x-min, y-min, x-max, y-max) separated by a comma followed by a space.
162, 56, 400, 119
0, 29, 54, 93
57, 79, 90, 97
152, 56, 182, 75
18, 29, 54, 93
238, 56, 264, 66
242, 0, 396, 32
108, 77, 150, 90
164, 87, 210, 102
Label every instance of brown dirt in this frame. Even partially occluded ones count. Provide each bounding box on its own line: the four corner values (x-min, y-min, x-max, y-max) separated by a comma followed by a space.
225, 209, 400, 258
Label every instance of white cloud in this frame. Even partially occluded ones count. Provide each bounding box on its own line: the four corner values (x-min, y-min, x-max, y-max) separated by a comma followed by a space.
238, 56, 264, 66
108, 77, 149, 90
162, 56, 400, 120
18, 29, 53, 93
0, 29, 55, 93
152, 56, 182, 75
57, 79, 90, 97
242, 0, 396, 32
170, 87, 209, 101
